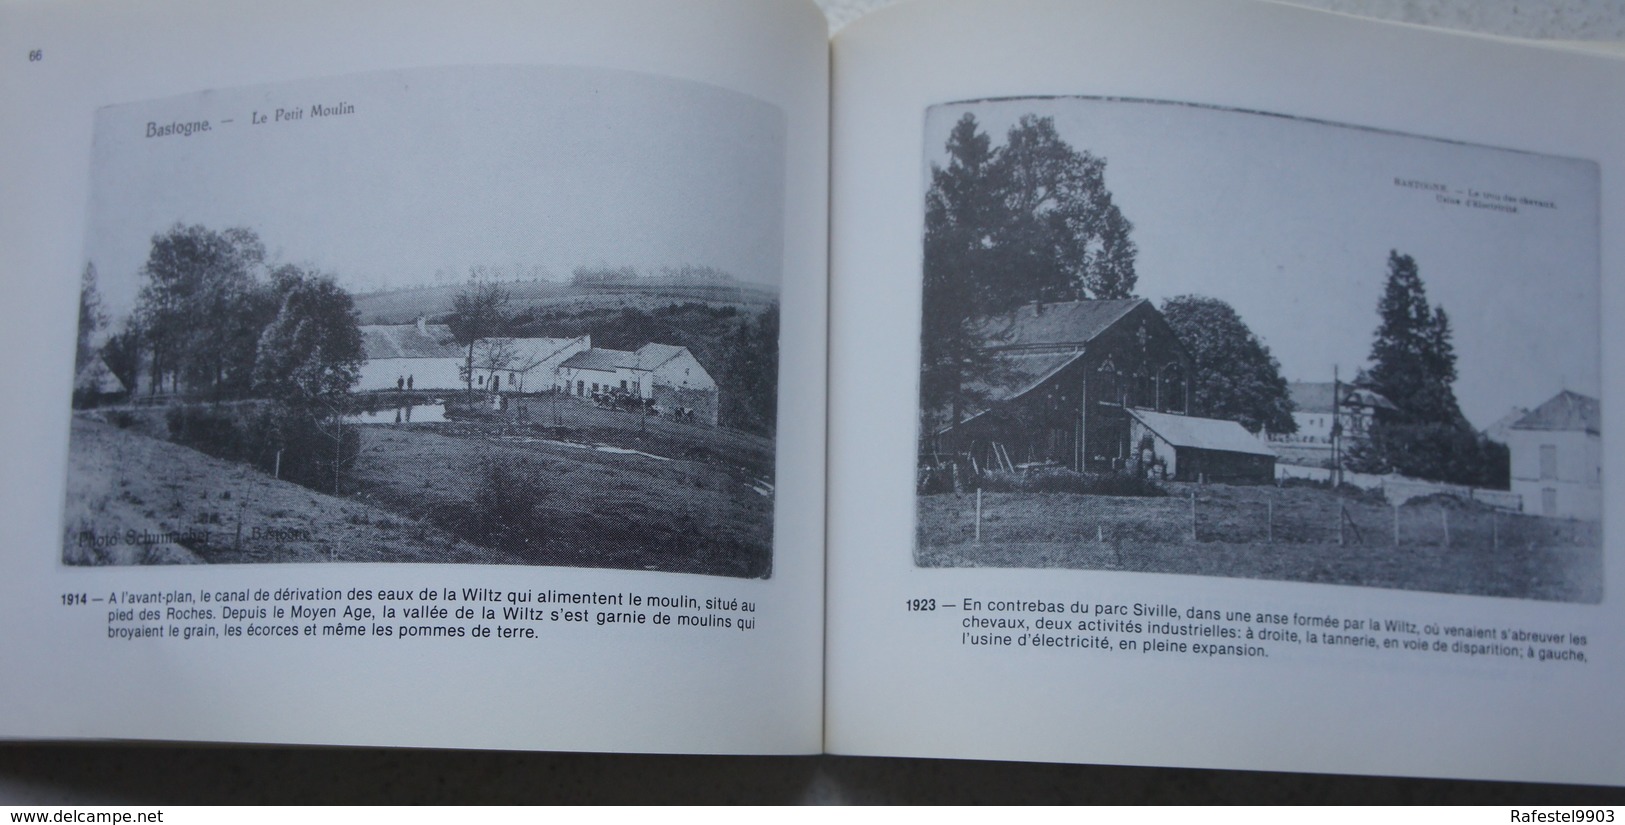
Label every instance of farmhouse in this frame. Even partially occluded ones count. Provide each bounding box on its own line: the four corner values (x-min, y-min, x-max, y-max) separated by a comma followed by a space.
1506, 390, 1601, 520
355, 317, 465, 391
934, 299, 1275, 481
472, 335, 591, 393
353, 317, 719, 423
557, 343, 718, 424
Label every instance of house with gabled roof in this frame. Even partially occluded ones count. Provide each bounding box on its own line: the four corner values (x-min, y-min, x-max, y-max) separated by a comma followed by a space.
934, 298, 1275, 481
557, 343, 718, 424
474, 335, 591, 393
355, 316, 466, 391
1507, 390, 1601, 519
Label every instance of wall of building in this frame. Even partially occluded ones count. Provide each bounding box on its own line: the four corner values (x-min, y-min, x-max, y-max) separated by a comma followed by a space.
1507, 428, 1601, 519
651, 350, 716, 393
355, 357, 466, 392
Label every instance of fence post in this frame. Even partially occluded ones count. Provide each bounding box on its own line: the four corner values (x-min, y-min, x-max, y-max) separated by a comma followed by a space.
1190, 490, 1197, 542
1266, 496, 1273, 545
1491, 510, 1498, 552
1338, 501, 1345, 546
1392, 504, 1400, 548
1441, 507, 1450, 549
974, 488, 982, 545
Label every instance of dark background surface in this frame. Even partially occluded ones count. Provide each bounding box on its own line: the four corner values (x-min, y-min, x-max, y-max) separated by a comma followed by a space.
4, 746, 1625, 804
7, 0, 1623, 805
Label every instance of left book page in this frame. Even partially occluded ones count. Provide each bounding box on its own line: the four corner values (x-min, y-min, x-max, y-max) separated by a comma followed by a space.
0, 0, 829, 754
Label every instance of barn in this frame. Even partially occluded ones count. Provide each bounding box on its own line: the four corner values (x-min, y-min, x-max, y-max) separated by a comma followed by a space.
934, 298, 1275, 481
1127, 408, 1276, 482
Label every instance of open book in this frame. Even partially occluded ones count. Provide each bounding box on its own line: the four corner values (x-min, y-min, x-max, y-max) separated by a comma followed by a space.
2, 0, 1621, 786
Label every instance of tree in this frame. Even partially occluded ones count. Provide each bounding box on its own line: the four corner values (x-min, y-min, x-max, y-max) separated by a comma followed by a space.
921, 113, 1002, 432
1160, 295, 1295, 435
252, 266, 364, 401
987, 115, 1138, 308
445, 274, 511, 397
252, 267, 365, 494
76, 263, 106, 372
134, 224, 268, 396
1364, 250, 1464, 426
721, 303, 779, 434
1346, 251, 1505, 486
919, 113, 1140, 434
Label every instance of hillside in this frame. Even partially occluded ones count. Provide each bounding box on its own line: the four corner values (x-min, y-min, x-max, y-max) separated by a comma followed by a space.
352, 279, 778, 325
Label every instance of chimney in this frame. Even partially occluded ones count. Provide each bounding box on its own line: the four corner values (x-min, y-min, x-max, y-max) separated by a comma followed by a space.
416, 315, 427, 335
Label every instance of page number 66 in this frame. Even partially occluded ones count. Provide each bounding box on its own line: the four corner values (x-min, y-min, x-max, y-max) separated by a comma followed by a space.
28, 49, 42, 62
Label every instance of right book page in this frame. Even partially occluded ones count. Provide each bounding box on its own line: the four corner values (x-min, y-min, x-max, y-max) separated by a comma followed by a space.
825, 0, 1625, 783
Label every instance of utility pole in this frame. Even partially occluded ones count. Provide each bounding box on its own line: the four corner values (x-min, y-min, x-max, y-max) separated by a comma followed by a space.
1331, 364, 1343, 489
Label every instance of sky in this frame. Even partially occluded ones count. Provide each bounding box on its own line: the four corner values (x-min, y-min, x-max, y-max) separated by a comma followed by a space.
925, 98, 1601, 430
84, 64, 787, 321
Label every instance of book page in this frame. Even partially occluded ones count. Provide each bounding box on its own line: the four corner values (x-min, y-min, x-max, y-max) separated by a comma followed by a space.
826, 0, 1624, 782
0, 0, 828, 754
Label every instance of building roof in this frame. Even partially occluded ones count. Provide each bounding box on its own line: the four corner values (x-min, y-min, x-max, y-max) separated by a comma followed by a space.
964, 352, 1082, 409
974, 299, 1146, 351
504, 336, 586, 370
1288, 382, 1337, 414
75, 357, 127, 395
359, 323, 461, 359
1127, 408, 1277, 457
1482, 407, 1530, 442
949, 299, 1172, 429
560, 347, 639, 372
632, 342, 687, 371
1512, 390, 1601, 435
1287, 381, 1396, 414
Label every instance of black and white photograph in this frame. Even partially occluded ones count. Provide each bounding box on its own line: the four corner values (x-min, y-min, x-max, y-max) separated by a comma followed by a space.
915, 97, 1601, 602
64, 65, 784, 577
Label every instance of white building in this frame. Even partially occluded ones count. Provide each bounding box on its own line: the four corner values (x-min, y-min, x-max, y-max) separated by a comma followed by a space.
1506, 390, 1601, 520
473, 335, 591, 393
354, 317, 466, 391
355, 318, 719, 423
557, 343, 718, 424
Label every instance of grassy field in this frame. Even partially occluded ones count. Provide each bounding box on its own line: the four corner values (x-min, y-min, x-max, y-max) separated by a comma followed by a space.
346, 395, 775, 577
917, 482, 1602, 602
62, 417, 509, 565
64, 393, 775, 576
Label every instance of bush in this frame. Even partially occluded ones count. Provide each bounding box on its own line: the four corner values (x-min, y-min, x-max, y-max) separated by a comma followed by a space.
979, 468, 1166, 497
164, 402, 359, 494
464, 456, 549, 553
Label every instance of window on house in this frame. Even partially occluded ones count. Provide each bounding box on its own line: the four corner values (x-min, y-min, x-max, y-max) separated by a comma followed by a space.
1540, 444, 1557, 480
620, 380, 627, 391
